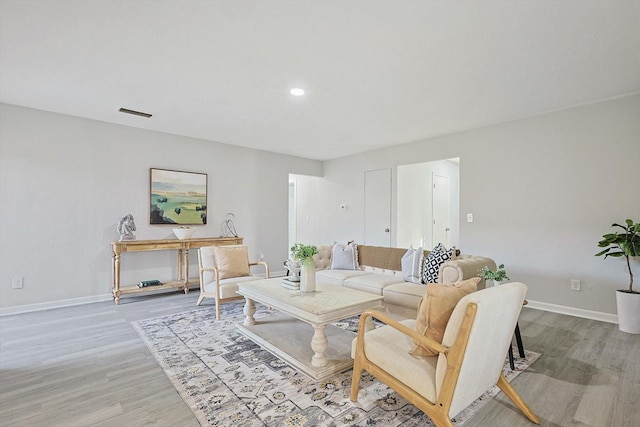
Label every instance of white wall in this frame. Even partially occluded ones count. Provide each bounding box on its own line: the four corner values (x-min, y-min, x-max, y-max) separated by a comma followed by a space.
0, 104, 322, 311
301, 94, 640, 316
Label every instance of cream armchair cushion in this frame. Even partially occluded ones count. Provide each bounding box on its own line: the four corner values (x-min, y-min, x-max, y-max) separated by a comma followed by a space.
212, 245, 250, 279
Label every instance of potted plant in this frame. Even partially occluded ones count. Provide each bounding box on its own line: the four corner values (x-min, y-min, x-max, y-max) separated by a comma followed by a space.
478, 264, 510, 286
596, 219, 640, 334
290, 243, 318, 292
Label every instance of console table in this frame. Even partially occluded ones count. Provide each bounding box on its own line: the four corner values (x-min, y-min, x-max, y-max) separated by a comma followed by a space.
111, 236, 243, 304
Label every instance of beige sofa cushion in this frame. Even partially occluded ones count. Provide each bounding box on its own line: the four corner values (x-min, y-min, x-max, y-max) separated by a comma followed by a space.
383, 282, 426, 309
344, 274, 405, 295
315, 269, 370, 286
411, 277, 480, 357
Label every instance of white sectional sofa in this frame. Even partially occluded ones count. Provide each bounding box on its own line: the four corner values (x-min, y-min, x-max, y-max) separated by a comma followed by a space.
313, 244, 496, 319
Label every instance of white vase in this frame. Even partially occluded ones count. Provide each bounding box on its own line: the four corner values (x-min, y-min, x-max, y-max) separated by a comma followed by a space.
300, 258, 316, 293
616, 290, 640, 334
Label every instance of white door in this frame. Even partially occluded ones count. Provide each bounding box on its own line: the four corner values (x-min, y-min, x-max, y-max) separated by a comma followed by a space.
364, 169, 391, 246
432, 174, 450, 248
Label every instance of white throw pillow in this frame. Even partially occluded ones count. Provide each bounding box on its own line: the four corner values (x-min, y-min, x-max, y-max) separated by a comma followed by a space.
330, 242, 359, 270
401, 246, 423, 284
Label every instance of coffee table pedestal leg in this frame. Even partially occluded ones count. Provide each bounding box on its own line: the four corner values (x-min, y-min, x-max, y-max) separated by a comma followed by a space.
311, 323, 328, 367
243, 298, 256, 326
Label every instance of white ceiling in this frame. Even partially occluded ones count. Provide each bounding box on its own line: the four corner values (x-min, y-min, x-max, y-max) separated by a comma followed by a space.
1, 1, 639, 161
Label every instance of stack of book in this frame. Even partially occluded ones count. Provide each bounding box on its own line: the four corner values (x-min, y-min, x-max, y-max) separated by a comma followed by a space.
281, 278, 300, 290
138, 279, 163, 288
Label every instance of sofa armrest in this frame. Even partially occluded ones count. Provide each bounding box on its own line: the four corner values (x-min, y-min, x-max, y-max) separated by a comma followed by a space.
438, 256, 496, 289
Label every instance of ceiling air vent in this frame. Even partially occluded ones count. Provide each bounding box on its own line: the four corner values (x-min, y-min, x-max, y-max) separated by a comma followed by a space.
118, 107, 152, 118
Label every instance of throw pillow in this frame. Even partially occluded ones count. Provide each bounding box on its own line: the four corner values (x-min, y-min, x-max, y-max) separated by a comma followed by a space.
330, 241, 359, 270
401, 246, 423, 284
212, 245, 250, 279
410, 277, 480, 357
421, 243, 455, 284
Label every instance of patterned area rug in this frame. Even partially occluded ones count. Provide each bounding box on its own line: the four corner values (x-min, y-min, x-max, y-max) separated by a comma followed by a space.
132, 301, 539, 426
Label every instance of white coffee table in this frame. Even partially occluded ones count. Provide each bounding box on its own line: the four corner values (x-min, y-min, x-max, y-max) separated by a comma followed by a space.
236, 277, 384, 381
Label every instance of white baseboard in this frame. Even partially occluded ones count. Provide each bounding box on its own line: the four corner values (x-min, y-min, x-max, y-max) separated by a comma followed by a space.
271, 269, 287, 278
526, 299, 618, 324
1, 290, 619, 325
0, 294, 113, 316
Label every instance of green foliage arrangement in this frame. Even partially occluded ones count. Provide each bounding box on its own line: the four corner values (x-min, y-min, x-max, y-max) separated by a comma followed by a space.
478, 264, 510, 282
290, 243, 318, 261
596, 219, 640, 293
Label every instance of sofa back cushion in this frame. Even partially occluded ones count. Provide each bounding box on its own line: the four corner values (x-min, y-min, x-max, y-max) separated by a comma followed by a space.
313, 245, 334, 270
358, 245, 430, 272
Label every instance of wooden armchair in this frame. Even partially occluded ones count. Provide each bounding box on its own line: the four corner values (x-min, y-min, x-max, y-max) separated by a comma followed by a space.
196, 245, 269, 319
350, 282, 539, 427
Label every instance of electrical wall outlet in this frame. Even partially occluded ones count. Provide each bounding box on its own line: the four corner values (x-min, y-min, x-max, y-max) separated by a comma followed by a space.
570, 279, 581, 291
467, 213, 474, 223
12, 277, 24, 289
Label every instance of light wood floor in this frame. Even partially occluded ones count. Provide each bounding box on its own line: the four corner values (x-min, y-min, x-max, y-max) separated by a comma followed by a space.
1, 291, 638, 426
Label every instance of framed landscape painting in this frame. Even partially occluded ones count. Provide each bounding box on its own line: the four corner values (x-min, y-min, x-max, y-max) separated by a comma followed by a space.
150, 168, 207, 225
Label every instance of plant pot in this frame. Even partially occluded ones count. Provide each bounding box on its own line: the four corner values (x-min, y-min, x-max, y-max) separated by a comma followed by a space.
616, 290, 640, 334
300, 258, 316, 293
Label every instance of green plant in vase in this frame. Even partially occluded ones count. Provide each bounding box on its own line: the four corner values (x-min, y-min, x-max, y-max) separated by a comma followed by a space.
596, 219, 640, 334
290, 243, 318, 261
478, 264, 510, 285
290, 243, 318, 292
596, 219, 640, 294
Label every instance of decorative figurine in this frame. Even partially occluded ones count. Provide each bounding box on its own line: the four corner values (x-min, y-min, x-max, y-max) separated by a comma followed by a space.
117, 214, 137, 241
221, 212, 238, 237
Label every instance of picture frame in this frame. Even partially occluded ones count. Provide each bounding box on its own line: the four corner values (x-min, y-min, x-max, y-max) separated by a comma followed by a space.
150, 168, 207, 225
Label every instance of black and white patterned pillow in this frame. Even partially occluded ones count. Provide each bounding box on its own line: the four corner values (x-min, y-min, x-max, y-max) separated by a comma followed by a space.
421, 243, 454, 284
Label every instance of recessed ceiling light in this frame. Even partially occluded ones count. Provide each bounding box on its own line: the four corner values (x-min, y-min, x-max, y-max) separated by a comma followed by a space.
290, 88, 305, 96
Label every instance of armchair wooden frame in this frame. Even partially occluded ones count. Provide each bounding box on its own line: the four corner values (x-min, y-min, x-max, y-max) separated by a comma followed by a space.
350, 307, 540, 427
196, 248, 269, 320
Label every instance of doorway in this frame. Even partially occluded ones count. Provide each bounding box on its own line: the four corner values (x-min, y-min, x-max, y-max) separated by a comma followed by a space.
396, 158, 459, 250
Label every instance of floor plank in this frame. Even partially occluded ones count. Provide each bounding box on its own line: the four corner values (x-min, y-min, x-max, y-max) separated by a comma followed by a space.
1, 291, 639, 426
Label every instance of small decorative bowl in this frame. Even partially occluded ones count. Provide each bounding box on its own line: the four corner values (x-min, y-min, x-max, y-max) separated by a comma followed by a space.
172, 227, 195, 240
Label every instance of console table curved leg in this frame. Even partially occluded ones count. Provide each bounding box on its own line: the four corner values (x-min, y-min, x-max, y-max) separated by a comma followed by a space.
182, 248, 190, 294
243, 298, 256, 326
311, 323, 328, 367
112, 250, 121, 304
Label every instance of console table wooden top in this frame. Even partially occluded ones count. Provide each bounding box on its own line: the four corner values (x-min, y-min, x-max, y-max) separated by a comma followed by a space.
111, 236, 242, 252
